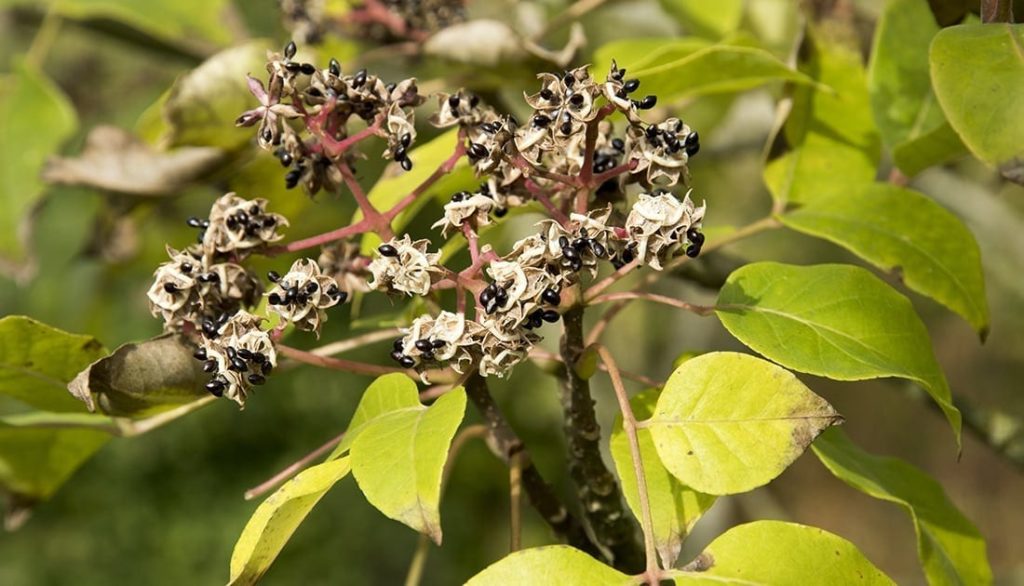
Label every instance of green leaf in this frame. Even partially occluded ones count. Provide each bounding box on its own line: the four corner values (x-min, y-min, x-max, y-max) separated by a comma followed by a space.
52, 0, 234, 47
779, 184, 989, 338
163, 40, 270, 150
868, 0, 965, 175
611, 388, 715, 566
715, 262, 962, 444
466, 546, 631, 586
764, 30, 881, 206
0, 415, 111, 515
813, 429, 991, 586
930, 24, 1024, 176
228, 457, 353, 586
0, 316, 106, 412
67, 334, 210, 418
0, 59, 78, 262
648, 352, 840, 495
350, 388, 467, 543
592, 38, 711, 78
673, 520, 893, 584
658, 0, 744, 39
630, 44, 818, 104
327, 372, 421, 459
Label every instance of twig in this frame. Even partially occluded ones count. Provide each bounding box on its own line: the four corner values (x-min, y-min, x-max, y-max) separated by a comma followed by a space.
385, 136, 468, 222
244, 431, 346, 500
311, 328, 402, 358
588, 291, 715, 316
275, 217, 374, 254
278, 344, 407, 376
584, 259, 640, 302
529, 348, 664, 388
596, 346, 660, 583
509, 452, 523, 552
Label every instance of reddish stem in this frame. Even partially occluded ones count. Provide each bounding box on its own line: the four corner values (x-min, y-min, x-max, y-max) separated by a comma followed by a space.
278, 344, 407, 376
591, 158, 638, 186
463, 222, 480, 265
274, 217, 376, 254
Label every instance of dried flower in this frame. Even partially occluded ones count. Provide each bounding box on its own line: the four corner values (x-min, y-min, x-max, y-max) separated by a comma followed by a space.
627, 118, 699, 186
196, 311, 277, 407
368, 235, 443, 296
202, 193, 288, 258
624, 189, 706, 270
431, 191, 495, 237
266, 259, 347, 335
392, 311, 482, 375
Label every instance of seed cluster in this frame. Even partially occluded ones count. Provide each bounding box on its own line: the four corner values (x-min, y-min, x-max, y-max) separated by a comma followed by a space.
367, 236, 444, 296
237, 42, 425, 196
266, 258, 348, 335
193, 311, 278, 406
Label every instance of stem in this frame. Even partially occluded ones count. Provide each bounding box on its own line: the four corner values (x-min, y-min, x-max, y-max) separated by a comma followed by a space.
526, 179, 571, 225
558, 306, 645, 571
511, 155, 579, 187
584, 259, 640, 302
25, 4, 61, 69
589, 292, 715, 316
463, 374, 600, 556
244, 431, 346, 500
509, 452, 523, 552
338, 162, 391, 239
463, 223, 480, 265
278, 344, 407, 376
275, 217, 375, 254
329, 117, 384, 157
591, 159, 638, 186
981, 0, 1014, 22
311, 328, 402, 358
596, 346, 659, 583
529, 348, 664, 388
385, 137, 468, 222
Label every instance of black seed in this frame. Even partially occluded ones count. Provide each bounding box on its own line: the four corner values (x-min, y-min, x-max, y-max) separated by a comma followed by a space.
562, 245, 580, 260
421, 351, 434, 362
533, 114, 551, 127
306, 87, 323, 98
401, 133, 412, 148
542, 310, 560, 323
353, 69, 367, 87
685, 142, 700, 157
386, 82, 396, 92
378, 244, 398, 257
180, 263, 193, 274
485, 298, 499, 314
399, 356, 416, 368
329, 58, 341, 76
237, 348, 253, 360
203, 360, 217, 373
612, 138, 625, 151
391, 350, 405, 362
468, 143, 489, 159
592, 242, 608, 258
480, 288, 494, 306
539, 88, 553, 100
252, 352, 267, 364
230, 357, 248, 372
638, 95, 658, 110
193, 347, 207, 361
299, 63, 316, 75
494, 287, 509, 305
400, 158, 413, 171
451, 191, 466, 202
431, 339, 446, 349
268, 271, 281, 283
685, 131, 699, 146
569, 93, 584, 106
285, 61, 302, 73
284, 41, 297, 59
163, 282, 179, 294
685, 244, 700, 258
558, 235, 570, 249
469, 94, 480, 107
394, 146, 407, 160
226, 346, 237, 359
248, 373, 266, 385
623, 79, 640, 93
448, 94, 460, 109
393, 338, 405, 352
305, 281, 319, 294
263, 216, 277, 228
415, 339, 432, 352
261, 362, 273, 375
187, 216, 204, 228
542, 288, 561, 306
687, 230, 705, 246
285, 168, 302, 189
268, 293, 282, 305
494, 207, 507, 218
563, 72, 575, 87
206, 380, 225, 396
560, 121, 573, 135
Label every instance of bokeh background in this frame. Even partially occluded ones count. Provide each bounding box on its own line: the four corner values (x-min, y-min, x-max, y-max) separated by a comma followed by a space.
1, 0, 1022, 584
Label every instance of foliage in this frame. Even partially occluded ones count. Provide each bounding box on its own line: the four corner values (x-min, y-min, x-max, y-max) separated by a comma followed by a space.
0, 0, 1015, 583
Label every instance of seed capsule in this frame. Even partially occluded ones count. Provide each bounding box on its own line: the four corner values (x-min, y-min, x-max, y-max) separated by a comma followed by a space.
299, 63, 316, 75
163, 283, 179, 294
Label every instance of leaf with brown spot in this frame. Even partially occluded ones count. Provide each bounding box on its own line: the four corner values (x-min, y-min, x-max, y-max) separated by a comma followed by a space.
68, 334, 209, 418
648, 352, 841, 495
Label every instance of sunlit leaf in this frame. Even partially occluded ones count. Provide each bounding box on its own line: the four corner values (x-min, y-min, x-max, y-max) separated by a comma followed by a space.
68, 334, 209, 418
0, 59, 78, 263
350, 388, 466, 543
228, 457, 353, 586
648, 352, 840, 495
592, 38, 711, 77
52, 0, 234, 47
466, 545, 630, 586
868, 0, 965, 175
672, 520, 893, 584
779, 184, 989, 338
813, 429, 991, 586
716, 262, 961, 445
764, 29, 881, 206
327, 372, 421, 459
610, 388, 715, 566
0, 316, 106, 412
930, 24, 1024, 176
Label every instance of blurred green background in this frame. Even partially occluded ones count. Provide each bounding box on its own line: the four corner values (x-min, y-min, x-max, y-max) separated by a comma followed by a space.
1, 0, 1023, 584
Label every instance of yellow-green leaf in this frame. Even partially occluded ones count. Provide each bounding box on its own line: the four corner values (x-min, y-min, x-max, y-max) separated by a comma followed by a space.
466, 546, 631, 586
716, 262, 962, 445
0, 59, 78, 262
658, 0, 744, 39
673, 520, 893, 584
52, 0, 234, 47
350, 388, 467, 543
813, 429, 991, 586
779, 184, 989, 338
930, 24, 1024, 173
327, 372, 421, 459
592, 38, 711, 78
0, 316, 106, 412
868, 0, 965, 175
764, 29, 881, 206
611, 389, 715, 566
228, 457, 353, 586
648, 352, 840, 495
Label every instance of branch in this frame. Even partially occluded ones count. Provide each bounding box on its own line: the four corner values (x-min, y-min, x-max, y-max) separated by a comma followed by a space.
596, 346, 659, 583
244, 431, 345, 500
463, 373, 600, 557
277, 344, 408, 376
588, 291, 715, 316
558, 306, 645, 571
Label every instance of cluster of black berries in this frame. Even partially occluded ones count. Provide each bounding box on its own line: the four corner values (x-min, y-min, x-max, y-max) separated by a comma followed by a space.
189, 311, 278, 406
390, 337, 446, 368
194, 343, 273, 396
265, 258, 348, 335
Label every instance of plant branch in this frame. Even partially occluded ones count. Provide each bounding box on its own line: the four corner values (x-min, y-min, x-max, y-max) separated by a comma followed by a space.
558, 306, 645, 571
589, 292, 715, 316
463, 373, 600, 556
277, 344, 408, 376
595, 345, 659, 583
243, 431, 346, 500
273, 217, 375, 254
385, 136, 467, 222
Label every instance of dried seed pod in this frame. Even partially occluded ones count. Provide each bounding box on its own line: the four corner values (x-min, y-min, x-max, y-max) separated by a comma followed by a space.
266, 258, 344, 335
624, 189, 706, 270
